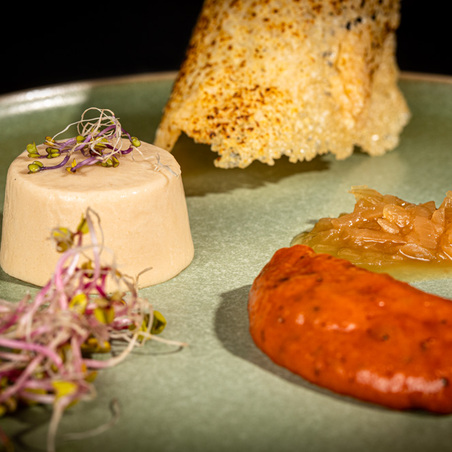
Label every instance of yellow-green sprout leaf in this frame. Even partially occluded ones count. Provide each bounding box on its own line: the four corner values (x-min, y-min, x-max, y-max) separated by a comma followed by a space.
81, 337, 111, 354
52, 227, 73, 253
28, 161, 44, 173
77, 215, 89, 234
84, 370, 98, 383
69, 293, 88, 314
52, 381, 77, 401
66, 159, 77, 173
151, 311, 167, 335
27, 142, 40, 158
110, 291, 125, 303
131, 136, 141, 147
93, 306, 115, 325
26, 142, 38, 153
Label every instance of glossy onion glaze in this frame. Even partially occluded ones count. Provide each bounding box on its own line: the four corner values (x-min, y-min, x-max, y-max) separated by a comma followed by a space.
248, 244, 452, 413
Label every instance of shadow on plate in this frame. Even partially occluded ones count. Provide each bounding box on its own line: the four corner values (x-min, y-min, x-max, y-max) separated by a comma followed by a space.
215, 285, 357, 404
4, 399, 118, 452
214, 284, 436, 416
172, 134, 331, 197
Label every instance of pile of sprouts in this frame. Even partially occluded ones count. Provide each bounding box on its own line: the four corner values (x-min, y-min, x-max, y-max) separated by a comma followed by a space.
0, 208, 185, 451
26, 107, 142, 174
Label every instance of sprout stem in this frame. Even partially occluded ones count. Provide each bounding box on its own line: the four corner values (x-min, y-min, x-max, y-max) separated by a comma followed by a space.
0, 207, 186, 451
26, 108, 142, 174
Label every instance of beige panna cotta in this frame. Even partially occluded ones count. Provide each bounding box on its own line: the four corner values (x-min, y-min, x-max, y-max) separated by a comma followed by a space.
0, 138, 194, 289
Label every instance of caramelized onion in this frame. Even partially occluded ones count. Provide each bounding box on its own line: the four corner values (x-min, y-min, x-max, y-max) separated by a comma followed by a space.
292, 186, 452, 277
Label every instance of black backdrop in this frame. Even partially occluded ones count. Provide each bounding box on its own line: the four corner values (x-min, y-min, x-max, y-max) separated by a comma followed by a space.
1, 2, 449, 96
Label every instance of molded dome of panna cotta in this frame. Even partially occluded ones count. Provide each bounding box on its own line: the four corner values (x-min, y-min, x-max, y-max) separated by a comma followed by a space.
0, 141, 194, 289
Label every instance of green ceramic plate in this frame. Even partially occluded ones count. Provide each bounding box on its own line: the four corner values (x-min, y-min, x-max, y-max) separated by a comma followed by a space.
1, 72, 452, 452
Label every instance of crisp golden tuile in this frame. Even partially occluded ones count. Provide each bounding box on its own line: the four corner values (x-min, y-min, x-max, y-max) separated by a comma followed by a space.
155, 0, 410, 169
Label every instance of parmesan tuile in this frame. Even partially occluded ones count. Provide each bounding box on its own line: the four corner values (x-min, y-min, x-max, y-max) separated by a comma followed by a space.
155, 0, 410, 168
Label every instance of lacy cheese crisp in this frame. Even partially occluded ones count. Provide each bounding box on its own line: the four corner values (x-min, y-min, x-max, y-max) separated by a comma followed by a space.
155, 0, 410, 168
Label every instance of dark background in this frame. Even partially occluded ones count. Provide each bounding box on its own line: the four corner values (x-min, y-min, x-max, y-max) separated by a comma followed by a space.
1, 2, 449, 96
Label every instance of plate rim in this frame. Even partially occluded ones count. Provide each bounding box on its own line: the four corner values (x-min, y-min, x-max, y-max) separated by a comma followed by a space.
0, 71, 178, 106
1, 70, 452, 106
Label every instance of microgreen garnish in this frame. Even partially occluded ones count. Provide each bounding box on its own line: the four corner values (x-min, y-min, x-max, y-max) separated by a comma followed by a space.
26, 107, 141, 174
0, 208, 185, 451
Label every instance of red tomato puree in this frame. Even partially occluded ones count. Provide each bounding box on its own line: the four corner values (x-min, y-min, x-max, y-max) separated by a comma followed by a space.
248, 244, 452, 413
